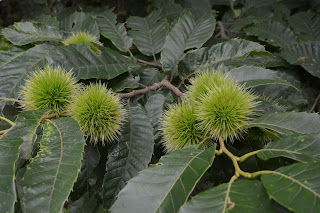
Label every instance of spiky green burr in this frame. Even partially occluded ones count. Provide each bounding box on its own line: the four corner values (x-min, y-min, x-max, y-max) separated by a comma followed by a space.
161, 102, 206, 152
186, 70, 229, 103
196, 80, 257, 141
69, 83, 125, 145
62, 31, 102, 46
20, 65, 78, 113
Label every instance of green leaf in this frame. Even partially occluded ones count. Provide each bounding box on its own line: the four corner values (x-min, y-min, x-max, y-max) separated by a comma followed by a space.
0, 109, 50, 212
0, 138, 24, 213
34, 15, 59, 29
95, 8, 132, 52
227, 66, 295, 88
145, 94, 166, 141
245, 21, 296, 48
245, 112, 320, 135
155, 1, 187, 23
178, 39, 269, 78
4, 109, 50, 159
178, 180, 273, 213
23, 117, 85, 213
2, 22, 63, 46
127, 10, 168, 57
102, 104, 154, 209
72, 145, 100, 200
108, 73, 140, 93
281, 41, 320, 78
261, 162, 320, 213
60, 12, 100, 38
46, 44, 138, 80
0, 44, 54, 112
288, 12, 320, 42
135, 67, 165, 86
110, 145, 216, 213
67, 192, 104, 213
160, 12, 216, 73
258, 133, 320, 163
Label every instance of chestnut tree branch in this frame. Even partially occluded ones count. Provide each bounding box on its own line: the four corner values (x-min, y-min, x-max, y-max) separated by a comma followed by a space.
216, 21, 229, 39
118, 76, 185, 98
138, 59, 162, 68
310, 92, 320, 113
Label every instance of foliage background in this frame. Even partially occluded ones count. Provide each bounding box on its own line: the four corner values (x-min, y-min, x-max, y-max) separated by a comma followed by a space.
0, 0, 320, 212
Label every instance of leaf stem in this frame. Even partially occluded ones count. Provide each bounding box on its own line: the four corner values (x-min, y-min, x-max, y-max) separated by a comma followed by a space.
0, 116, 15, 126
219, 137, 252, 178
310, 92, 320, 113
0, 128, 9, 135
196, 137, 210, 149
238, 150, 261, 163
218, 137, 240, 161
223, 175, 238, 212
215, 147, 223, 156
250, 170, 274, 178
138, 59, 162, 68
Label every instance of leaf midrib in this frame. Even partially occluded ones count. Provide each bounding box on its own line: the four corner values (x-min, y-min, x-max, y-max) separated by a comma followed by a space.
269, 170, 320, 197
153, 150, 205, 213
46, 120, 64, 212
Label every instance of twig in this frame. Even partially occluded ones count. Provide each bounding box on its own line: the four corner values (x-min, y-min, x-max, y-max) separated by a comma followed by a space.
216, 21, 229, 39
138, 59, 162, 68
310, 92, 320, 113
0, 128, 9, 135
118, 76, 185, 98
128, 49, 134, 57
0, 116, 15, 126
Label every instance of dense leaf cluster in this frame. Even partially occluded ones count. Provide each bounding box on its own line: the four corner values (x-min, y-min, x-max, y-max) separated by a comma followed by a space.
0, 0, 320, 212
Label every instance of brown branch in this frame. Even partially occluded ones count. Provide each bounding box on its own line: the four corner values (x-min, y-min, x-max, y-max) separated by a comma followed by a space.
138, 59, 162, 68
310, 92, 320, 113
118, 76, 185, 98
216, 21, 229, 39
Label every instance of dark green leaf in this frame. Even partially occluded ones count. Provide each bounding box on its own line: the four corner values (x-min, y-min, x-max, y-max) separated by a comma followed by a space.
258, 133, 320, 163
245, 21, 296, 48
155, 1, 187, 23
2, 22, 63, 46
34, 15, 59, 29
228, 66, 295, 88
227, 54, 288, 68
127, 10, 168, 57
161, 12, 216, 73
245, 112, 320, 135
60, 12, 100, 38
145, 94, 166, 141
95, 8, 132, 52
23, 117, 85, 213
0, 138, 23, 213
135, 67, 165, 86
4, 109, 50, 159
72, 145, 100, 199
261, 162, 320, 213
102, 104, 154, 209
178, 39, 269, 78
46, 44, 138, 80
109, 73, 140, 93
179, 180, 273, 213
0, 44, 54, 112
110, 145, 216, 213
281, 41, 320, 78
288, 12, 320, 41
67, 192, 103, 213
